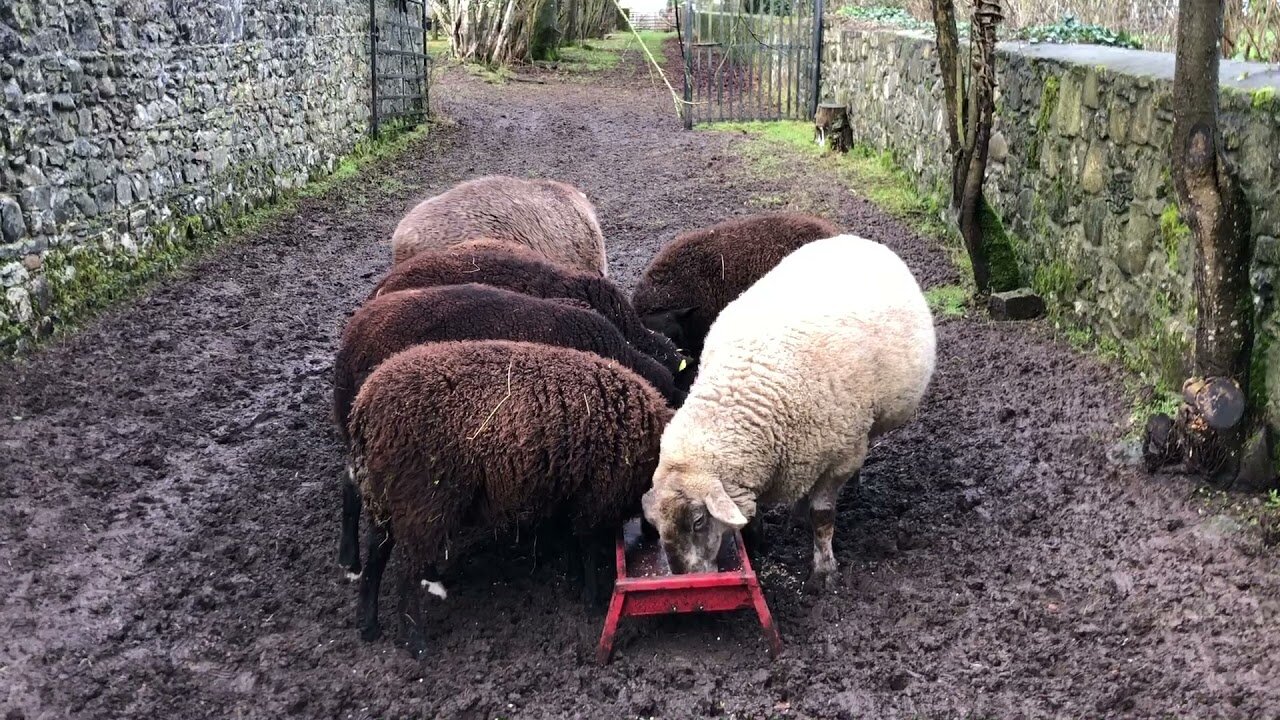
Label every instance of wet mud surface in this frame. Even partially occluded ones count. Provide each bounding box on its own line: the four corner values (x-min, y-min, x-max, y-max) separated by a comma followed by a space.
3, 40, 1279, 719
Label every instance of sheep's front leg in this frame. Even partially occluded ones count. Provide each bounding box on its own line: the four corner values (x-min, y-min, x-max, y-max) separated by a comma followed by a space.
357, 521, 394, 641
742, 513, 769, 554
804, 470, 856, 594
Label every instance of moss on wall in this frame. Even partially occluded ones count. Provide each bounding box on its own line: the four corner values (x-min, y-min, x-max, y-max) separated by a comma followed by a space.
1, 120, 430, 359
979, 197, 1024, 292
1025, 74, 1061, 170
1160, 202, 1190, 270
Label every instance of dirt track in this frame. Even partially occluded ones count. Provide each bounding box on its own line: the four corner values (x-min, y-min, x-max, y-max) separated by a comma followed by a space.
3, 41, 1280, 720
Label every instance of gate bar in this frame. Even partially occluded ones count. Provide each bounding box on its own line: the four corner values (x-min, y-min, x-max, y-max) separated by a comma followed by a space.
809, 0, 824, 118
682, 0, 694, 129
369, 0, 379, 136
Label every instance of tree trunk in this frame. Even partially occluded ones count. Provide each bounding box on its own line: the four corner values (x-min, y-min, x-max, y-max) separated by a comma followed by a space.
1170, 0, 1257, 481
930, 0, 963, 203
930, 0, 1002, 294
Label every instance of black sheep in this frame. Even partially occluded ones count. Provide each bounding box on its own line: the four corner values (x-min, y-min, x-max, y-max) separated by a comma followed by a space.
350, 340, 672, 650
369, 239, 691, 385
333, 283, 685, 577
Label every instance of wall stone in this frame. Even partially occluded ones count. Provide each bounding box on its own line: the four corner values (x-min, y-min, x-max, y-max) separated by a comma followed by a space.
820, 26, 1280, 410
0, 0, 376, 347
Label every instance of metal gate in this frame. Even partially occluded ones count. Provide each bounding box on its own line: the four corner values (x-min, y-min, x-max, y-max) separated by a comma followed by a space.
677, 0, 825, 128
370, 0, 431, 135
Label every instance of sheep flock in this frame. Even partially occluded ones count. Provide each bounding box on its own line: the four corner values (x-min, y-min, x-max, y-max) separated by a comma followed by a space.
336, 173, 937, 651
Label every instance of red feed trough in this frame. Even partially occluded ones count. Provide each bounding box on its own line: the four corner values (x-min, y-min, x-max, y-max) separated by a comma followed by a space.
595, 517, 783, 664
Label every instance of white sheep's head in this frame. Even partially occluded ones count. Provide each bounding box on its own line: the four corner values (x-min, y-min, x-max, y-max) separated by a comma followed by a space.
642, 465, 747, 575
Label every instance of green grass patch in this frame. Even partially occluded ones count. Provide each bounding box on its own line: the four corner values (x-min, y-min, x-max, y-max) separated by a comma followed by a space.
703, 119, 961, 277
2, 120, 432, 358
464, 63, 513, 84
556, 43, 622, 72
427, 38, 451, 56
605, 30, 675, 66
924, 284, 969, 318
556, 30, 674, 74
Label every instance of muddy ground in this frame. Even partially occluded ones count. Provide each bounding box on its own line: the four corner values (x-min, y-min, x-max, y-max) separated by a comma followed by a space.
3, 40, 1280, 720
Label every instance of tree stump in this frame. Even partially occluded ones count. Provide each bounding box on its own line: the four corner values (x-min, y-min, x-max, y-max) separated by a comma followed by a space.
814, 102, 852, 153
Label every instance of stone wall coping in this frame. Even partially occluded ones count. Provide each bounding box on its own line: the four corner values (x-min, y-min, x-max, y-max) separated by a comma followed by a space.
834, 25, 1280, 92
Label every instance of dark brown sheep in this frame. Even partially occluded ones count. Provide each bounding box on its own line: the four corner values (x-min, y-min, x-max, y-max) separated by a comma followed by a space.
390, 175, 607, 276
350, 340, 672, 647
368, 239, 691, 385
333, 283, 686, 577
631, 212, 840, 385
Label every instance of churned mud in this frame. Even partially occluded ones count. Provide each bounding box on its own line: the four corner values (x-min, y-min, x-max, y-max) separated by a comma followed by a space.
3, 39, 1279, 720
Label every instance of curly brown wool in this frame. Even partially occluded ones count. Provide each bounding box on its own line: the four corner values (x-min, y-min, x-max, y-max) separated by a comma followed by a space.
631, 212, 841, 369
349, 340, 672, 644
332, 284, 685, 577
390, 175, 607, 276
367, 239, 689, 383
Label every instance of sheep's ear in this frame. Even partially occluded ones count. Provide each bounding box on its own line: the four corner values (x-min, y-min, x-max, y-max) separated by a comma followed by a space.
641, 488, 659, 525
704, 486, 747, 529
669, 306, 698, 320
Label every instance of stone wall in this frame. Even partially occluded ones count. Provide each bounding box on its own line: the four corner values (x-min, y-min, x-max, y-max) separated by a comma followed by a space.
0, 0, 374, 347
820, 26, 1280, 410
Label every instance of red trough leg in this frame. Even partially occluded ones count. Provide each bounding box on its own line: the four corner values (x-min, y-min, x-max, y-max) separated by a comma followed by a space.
596, 586, 626, 665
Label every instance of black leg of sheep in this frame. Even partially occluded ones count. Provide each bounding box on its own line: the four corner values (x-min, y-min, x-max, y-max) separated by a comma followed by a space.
339, 479, 363, 578
742, 513, 769, 554
396, 573, 429, 659
358, 522, 395, 642
578, 528, 621, 609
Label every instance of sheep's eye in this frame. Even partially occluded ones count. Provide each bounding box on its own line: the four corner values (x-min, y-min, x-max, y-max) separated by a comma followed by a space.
692, 513, 707, 530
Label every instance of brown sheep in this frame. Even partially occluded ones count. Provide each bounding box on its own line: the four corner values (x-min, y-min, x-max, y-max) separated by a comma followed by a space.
333, 283, 686, 578
631, 212, 840, 386
368, 239, 691, 386
390, 175, 607, 276
350, 340, 672, 649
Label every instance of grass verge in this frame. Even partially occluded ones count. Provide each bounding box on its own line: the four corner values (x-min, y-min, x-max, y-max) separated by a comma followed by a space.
702, 119, 966, 280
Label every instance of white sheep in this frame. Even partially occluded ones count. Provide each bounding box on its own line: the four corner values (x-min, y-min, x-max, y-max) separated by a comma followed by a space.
641, 234, 936, 591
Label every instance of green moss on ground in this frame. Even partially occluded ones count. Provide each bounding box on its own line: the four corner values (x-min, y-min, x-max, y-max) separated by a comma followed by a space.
923, 284, 969, 318
1, 120, 432, 359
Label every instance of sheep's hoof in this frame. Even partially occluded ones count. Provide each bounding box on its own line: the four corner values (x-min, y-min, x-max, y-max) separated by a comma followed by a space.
803, 567, 838, 595
338, 546, 360, 573
405, 633, 429, 660
359, 623, 383, 642
343, 569, 362, 583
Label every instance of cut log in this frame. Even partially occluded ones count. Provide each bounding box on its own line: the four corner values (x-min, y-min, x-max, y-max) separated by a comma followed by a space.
813, 101, 852, 153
